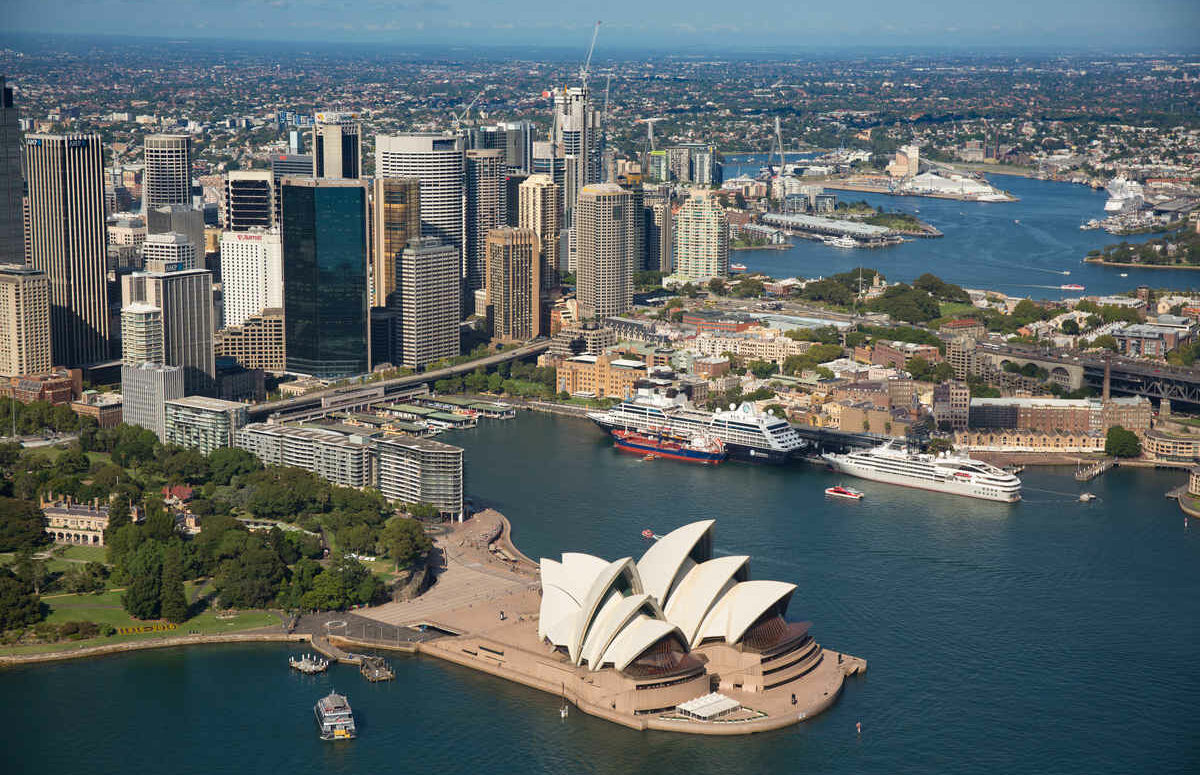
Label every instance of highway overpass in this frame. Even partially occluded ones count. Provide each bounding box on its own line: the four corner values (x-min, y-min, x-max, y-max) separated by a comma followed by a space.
247, 341, 550, 422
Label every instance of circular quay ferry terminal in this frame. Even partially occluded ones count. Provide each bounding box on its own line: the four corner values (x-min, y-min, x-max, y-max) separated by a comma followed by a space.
355, 517, 866, 734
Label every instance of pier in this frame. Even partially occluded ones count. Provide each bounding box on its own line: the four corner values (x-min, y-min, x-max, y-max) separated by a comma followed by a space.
1075, 459, 1115, 482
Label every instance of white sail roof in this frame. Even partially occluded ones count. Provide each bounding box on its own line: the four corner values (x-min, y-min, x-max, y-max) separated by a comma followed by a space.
662, 555, 750, 646
636, 519, 715, 603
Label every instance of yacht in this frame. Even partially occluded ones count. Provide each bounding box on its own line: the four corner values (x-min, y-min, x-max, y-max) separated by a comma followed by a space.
823, 442, 1021, 502
823, 235, 858, 249
589, 389, 806, 464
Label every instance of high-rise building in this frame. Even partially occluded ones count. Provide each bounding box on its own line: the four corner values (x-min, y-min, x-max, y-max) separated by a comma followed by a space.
121, 362, 184, 440
518, 174, 561, 291
281, 178, 369, 377
375, 436, 464, 518
163, 395, 247, 455
0, 77, 23, 265
645, 197, 673, 274
375, 133, 466, 267
142, 134, 191, 211
223, 170, 274, 230
485, 227, 541, 343
371, 177, 420, 309
214, 308, 285, 371
24, 133, 111, 366
122, 268, 215, 395
219, 228, 282, 328
146, 204, 205, 261
0, 266, 50, 377
397, 237, 459, 369
312, 112, 361, 180
271, 153, 312, 219
465, 149, 505, 297
120, 302, 164, 366
672, 191, 729, 281
504, 120, 535, 172
142, 232, 198, 273
552, 87, 601, 224
575, 183, 638, 319
504, 172, 528, 227
531, 140, 566, 188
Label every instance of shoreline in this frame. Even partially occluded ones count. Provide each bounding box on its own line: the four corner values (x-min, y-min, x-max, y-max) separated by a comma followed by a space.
1083, 256, 1200, 271
0, 631, 308, 667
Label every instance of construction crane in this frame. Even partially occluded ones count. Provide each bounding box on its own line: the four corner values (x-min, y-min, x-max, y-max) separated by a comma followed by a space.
774, 116, 786, 176
451, 84, 492, 132
635, 117, 666, 151
579, 21, 601, 91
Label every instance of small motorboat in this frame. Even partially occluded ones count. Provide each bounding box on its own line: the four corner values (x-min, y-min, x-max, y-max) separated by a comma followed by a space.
1078, 492, 1098, 502
1120, 273, 1129, 278
825, 485, 864, 500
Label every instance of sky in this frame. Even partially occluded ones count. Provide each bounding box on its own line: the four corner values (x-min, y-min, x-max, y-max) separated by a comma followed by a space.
6, 0, 1200, 51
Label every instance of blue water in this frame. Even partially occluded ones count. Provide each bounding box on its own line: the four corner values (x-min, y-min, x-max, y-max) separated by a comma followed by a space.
722, 155, 1179, 298
5, 413, 1199, 774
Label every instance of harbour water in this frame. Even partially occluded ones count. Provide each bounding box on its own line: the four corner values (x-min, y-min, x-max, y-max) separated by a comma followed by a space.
722, 156, 1182, 298
4, 413, 1199, 774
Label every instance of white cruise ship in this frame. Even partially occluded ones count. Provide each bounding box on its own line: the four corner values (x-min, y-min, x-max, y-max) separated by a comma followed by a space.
823, 442, 1021, 502
588, 389, 806, 464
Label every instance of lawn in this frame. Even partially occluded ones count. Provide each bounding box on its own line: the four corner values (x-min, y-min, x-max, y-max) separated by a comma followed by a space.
60, 545, 107, 563
0, 586, 282, 657
938, 302, 979, 319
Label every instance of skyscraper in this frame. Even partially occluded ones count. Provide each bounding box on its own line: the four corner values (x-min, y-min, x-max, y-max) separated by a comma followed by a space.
0, 266, 50, 377
672, 191, 729, 281
518, 174, 561, 291
397, 237, 460, 369
312, 112, 361, 180
120, 361, 184, 440
223, 170, 274, 230
219, 228, 282, 328
142, 134, 192, 211
644, 194, 674, 274
271, 153, 312, 219
552, 86, 601, 224
485, 227, 541, 343
147, 204, 205, 262
142, 232, 198, 273
0, 77, 23, 265
465, 149, 505, 297
281, 178, 368, 377
24, 133, 111, 366
122, 268, 215, 395
576, 183, 638, 319
375, 133, 466, 266
119, 302, 164, 366
371, 177, 420, 309
531, 140, 566, 188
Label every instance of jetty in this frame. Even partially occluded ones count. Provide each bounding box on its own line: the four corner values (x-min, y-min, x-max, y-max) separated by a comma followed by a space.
288, 653, 330, 674
1075, 459, 1115, 482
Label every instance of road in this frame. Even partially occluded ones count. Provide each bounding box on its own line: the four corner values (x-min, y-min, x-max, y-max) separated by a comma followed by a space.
247, 340, 550, 421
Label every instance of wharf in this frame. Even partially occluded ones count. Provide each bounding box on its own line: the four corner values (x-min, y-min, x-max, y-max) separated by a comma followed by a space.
1075, 459, 1115, 482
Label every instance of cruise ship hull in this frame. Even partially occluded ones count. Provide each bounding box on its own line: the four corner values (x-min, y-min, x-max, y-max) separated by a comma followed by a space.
825, 456, 1020, 502
590, 415, 797, 465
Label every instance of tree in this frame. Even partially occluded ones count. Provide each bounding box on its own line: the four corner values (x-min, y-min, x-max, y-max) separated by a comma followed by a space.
0, 566, 42, 632
214, 539, 287, 609
707, 278, 726, 296
12, 551, 50, 596
381, 516, 433, 570
747, 360, 778, 379
1092, 335, 1118, 352
1011, 299, 1048, 326
160, 543, 189, 623
122, 542, 164, 620
1061, 319, 1080, 336
906, 357, 932, 381
1105, 425, 1142, 458
54, 444, 91, 476
0, 497, 50, 552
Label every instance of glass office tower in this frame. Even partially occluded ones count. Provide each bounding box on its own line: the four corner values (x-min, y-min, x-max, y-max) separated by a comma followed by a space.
281, 178, 368, 377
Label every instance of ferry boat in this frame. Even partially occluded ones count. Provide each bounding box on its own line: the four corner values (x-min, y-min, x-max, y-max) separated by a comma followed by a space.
612, 429, 726, 465
823, 442, 1021, 502
589, 389, 806, 464
824, 485, 863, 500
314, 692, 357, 741
823, 235, 858, 249
730, 263, 748, 272
1060, 284, 1085, 291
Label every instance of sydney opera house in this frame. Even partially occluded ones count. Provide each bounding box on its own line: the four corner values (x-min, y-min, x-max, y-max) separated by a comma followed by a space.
533, 520, 864, 729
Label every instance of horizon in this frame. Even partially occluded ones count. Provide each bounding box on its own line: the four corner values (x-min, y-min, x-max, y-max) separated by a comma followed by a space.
5, 0, 1200, 53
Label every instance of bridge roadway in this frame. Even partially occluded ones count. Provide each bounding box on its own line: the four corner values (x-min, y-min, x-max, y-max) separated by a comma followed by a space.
246, 341, 550, 422
977, 344, 1200, 409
